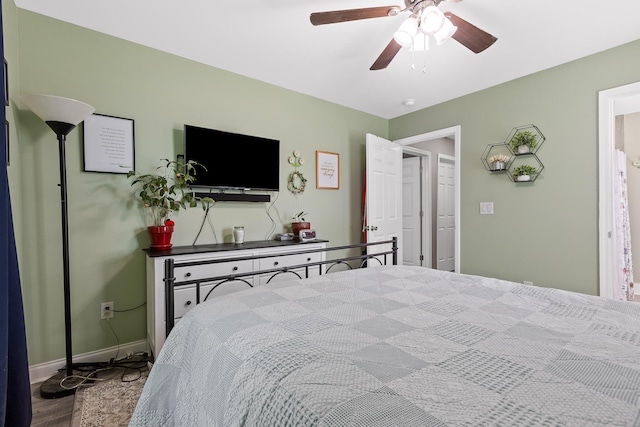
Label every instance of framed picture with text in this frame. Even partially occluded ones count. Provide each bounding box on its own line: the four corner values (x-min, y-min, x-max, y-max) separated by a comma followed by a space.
83, 114, 135, 174
316, 150, 339, 189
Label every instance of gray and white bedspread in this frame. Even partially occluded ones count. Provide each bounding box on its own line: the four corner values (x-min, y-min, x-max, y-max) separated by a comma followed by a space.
130, 266, 640, 426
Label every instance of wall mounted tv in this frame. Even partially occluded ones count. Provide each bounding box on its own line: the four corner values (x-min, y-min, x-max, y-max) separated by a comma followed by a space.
183, 124, 280, 192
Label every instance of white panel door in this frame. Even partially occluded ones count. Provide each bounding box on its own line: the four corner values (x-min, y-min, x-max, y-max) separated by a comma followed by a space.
365, 133, 402, 266
437, 154, 456, 271
402, 157, 422, 266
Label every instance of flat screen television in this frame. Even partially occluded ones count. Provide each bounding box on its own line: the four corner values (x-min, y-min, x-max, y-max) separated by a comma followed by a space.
183, 124, 280, 192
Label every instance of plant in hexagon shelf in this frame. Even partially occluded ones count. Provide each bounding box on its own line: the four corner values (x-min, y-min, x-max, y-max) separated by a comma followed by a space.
128, 159, 213, 249
506, 125, 546, 155
488, 154, 510, 171
511, 165, 538, 182
510, 130, 538, 154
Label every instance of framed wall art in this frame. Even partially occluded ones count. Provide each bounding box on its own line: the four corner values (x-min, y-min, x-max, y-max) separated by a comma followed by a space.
316, 150, 339, 189
83, 113, 135, 173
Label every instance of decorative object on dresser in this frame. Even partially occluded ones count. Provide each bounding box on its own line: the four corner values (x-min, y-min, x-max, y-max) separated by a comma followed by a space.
232, 226, 245, 244
127, 159, 212, 249
20, 94, 95, 398
291, 211, 310, 237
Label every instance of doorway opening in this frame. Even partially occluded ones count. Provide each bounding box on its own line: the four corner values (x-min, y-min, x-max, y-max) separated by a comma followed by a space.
599, 81, 640, 300
396, 126, 460, 272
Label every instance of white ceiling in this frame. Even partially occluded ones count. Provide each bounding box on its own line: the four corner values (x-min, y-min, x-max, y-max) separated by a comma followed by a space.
14, 0, 640, 119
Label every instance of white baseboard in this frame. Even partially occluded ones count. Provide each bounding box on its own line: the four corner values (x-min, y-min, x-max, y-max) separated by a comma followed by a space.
29, 339, 148, 384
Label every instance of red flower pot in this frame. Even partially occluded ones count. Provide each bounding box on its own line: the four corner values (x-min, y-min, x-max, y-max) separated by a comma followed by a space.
147, 225, 174, 249
291, 222, 310, 237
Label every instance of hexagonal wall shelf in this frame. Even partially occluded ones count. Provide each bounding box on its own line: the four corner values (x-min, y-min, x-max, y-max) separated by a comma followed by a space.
505, 124, 545, 156
506, 153, 544, 182
481, 143, 513, 172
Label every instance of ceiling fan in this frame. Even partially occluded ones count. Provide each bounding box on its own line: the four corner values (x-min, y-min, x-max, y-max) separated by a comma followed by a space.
310, 0, 497, 70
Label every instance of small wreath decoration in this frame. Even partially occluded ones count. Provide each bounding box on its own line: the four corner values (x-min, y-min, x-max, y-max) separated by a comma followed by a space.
288, 170, 307, 194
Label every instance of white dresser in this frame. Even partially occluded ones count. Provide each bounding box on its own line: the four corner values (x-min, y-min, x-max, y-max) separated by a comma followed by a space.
145, 240, 327, 357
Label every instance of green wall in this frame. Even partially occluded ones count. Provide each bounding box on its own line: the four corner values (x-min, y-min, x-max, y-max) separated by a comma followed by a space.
390, 39, 640, 295
13, 9, 387, 365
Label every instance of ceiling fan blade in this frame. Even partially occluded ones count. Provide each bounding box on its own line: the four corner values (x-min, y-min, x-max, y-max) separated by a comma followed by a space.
445, 12, 497, 54
311, 6, 401, 26
370, 39, 402, 70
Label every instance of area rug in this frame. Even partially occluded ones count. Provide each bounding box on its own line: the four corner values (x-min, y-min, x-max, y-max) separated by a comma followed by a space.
71, 372, 147, 427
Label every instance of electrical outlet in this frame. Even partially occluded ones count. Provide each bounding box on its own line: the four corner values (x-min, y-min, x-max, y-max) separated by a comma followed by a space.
101, 302, 114, 319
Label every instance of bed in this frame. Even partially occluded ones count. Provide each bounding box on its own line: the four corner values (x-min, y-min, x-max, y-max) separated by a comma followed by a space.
130, 265, 640, 426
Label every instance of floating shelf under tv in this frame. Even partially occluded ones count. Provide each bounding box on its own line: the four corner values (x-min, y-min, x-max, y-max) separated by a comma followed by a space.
194, 192, 271, 203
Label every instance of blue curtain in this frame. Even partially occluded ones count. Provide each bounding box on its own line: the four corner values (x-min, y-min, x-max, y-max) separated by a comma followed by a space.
0, 0, 32, 425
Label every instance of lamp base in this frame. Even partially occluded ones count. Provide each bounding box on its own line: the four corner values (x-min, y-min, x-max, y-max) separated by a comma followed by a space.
39, 369, 97, 399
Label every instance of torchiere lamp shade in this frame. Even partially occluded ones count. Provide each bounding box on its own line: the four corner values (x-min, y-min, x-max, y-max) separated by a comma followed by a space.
20, 94, 95, 134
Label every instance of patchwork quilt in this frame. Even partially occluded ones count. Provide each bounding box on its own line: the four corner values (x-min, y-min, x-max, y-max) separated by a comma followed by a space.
130, 266, 640, 426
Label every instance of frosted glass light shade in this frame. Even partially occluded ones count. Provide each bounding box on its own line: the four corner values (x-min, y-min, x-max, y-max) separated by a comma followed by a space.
434, 18, 457, 45
420, 5, 445, 35
394, 16, 419, 48
20, 94, 95, 126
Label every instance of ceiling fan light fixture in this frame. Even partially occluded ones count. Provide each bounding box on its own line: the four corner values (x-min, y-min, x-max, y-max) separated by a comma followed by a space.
434, 18, 457, 45
409, 33, 430, 51
394, 16, 419, 48
420, 5, 445, 35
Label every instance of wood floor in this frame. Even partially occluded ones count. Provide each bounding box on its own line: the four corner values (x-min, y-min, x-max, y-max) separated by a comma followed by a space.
30, 382, 75, 427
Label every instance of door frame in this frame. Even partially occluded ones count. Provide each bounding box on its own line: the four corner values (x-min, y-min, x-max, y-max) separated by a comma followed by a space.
402, 147, 432, 267
598, 81, 640, 298
395, 125, 461, 272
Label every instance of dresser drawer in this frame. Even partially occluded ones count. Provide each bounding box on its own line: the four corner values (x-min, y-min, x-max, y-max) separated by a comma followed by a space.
173, 278, 254, 319
174, 258, 253, 282
258, 251, 322, 271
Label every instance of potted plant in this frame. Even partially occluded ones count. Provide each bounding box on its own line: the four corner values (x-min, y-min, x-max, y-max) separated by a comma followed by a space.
488, 154, 510, 170
128, 159, 212, 249
511, 165, 538, 182
510, 130, 538, 154
291, 211, 310, 237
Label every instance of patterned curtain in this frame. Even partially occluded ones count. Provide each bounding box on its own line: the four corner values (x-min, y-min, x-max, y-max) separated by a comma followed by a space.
613, 149, 634, 301
0, 0, 33, 425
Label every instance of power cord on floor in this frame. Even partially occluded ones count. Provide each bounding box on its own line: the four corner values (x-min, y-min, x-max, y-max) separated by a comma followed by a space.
58, 353, 152, 391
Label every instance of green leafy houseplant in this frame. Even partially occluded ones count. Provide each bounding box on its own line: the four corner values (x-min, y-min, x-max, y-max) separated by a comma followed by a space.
512, 165, 538, 177
292, 211, 308, 222
128, 159, 212, 226
510, 130, 538, 152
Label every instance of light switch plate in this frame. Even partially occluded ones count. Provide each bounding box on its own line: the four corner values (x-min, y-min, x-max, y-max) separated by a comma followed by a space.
480, 202, 494, 215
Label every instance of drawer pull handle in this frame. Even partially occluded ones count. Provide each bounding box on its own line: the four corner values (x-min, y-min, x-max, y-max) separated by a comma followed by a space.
185, 272, 192, 277
274, 261, 279, 266
233, 266, 238, 271
186, 301, 192, 306
307, 257, 311, 261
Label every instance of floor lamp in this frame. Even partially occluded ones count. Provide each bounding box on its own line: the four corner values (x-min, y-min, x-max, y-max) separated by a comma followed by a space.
21, 94, 95, 398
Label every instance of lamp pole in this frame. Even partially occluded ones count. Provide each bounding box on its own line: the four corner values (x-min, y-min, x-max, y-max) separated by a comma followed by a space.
50, 123, 76, 380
